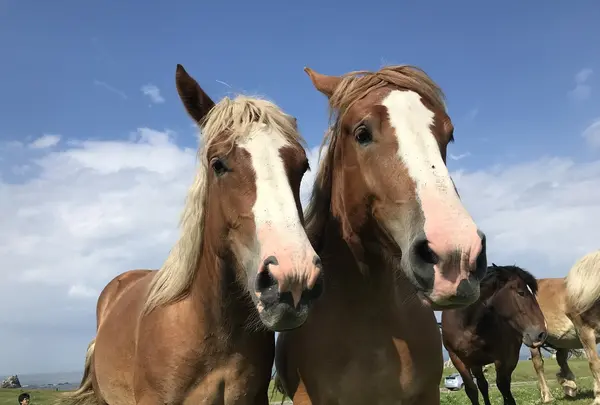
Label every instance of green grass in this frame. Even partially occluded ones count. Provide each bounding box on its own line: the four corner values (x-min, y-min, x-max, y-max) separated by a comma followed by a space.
0, 359, 595, 405
0, 389, 60, 405
439, 358, 595, 404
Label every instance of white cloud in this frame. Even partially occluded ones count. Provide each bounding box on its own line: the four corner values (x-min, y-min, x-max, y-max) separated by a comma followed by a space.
465, 107, 479, 121
453, 157, 600, 271
68, 284, 98, 299
29, 134, 61, 149
93, 80, 127, 100
583, 119, 600, 149
1, 128, 600, 374
568, 68, 593, 102
449, 152, 471, 161
141, 84, 165, 104
0, 127, 196, 373
576, 68, 593, 84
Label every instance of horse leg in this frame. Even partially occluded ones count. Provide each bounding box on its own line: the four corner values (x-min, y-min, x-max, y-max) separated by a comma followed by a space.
573, 320, 600, 405
448, 351, 479, 405
471, 366, 491, 405
556, 348, 577, 398
530, 347, 553, 403
494, 362, 517, 405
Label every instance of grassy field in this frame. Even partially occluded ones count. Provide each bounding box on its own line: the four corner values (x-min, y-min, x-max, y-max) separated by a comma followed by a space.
436, 357, 595, 405
0, 358, 595, 405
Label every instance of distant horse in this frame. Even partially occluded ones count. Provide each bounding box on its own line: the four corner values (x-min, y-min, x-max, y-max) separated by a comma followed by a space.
58, 64, 324, 405
529, 249, 600, 404
441, 264, 547, 405
274, 65, 487, 404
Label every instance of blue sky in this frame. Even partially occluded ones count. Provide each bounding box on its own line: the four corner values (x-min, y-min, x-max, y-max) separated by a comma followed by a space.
1, 0, 599, 163
1, 0, 600, 374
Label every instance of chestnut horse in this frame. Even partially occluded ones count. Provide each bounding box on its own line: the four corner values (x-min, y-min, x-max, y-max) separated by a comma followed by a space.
441, 264, 547, 405
529, 249, 600, 404
274, 65, 487, 404
58, 64, 324, 405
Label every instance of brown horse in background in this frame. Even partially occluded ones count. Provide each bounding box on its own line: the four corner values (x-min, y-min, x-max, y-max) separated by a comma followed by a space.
57, 64, 324, 405
529, 249, 600, 405
442, 264, 547, 405
275, 65, 487, 404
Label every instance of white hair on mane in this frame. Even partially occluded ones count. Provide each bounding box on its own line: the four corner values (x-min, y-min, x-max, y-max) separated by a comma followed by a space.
142, 95, 305, 315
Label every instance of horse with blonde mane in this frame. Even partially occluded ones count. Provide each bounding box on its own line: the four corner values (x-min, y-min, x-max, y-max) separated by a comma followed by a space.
529, 249, 600, 405
274, 65, 487, 404
57, 64, 324, 405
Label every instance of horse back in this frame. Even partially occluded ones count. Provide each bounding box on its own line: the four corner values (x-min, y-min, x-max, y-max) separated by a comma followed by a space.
96, 269, 155, 329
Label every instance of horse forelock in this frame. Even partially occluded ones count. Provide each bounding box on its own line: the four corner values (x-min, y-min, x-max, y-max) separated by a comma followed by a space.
328, 65, 447, 124
482, 264, 539, 295
142, 95, 304, 315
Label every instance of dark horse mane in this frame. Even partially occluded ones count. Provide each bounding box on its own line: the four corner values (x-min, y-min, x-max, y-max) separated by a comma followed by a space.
481, 263, 538, 296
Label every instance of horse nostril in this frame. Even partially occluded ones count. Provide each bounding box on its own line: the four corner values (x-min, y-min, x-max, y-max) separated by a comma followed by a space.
474, 229, 488, 280
306, 272, 324, 301
538, 331, 548, 342
263, 255, 279, 270
412, 238, 438, 265
313, 255, 323, 270
456, 279, 475, 300
477, 229, 486, 247
256, 269, 278, 293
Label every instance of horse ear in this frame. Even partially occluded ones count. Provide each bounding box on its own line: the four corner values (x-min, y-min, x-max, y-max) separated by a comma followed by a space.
304, 67, 341, 98
491, 263, 497, 267
175, 64, 216, 125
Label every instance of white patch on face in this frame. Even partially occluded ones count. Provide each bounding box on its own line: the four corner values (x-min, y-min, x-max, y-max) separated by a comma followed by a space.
527, 284, 533, 295
381, 90, 479, 255
238, 125, 312, 271
381, 90, 456, 202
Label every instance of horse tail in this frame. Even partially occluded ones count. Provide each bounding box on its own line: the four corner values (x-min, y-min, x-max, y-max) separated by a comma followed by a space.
565, 249, 600, 315
55, 338, 100, 405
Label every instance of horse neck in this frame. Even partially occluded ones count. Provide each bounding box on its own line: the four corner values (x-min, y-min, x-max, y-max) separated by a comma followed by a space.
462, 299, 493, 327
461, 290, 506, 332
317, 216, 411, 301
189, 238, 262, 339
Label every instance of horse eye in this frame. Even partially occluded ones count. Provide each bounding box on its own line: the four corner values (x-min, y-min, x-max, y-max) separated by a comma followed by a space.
517, 290, 525, 297
354, 125, 373, 146
211, 158, 229, 176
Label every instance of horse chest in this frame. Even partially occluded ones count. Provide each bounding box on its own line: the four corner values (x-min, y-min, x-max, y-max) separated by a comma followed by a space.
319, 355, 433, 405
183, 355, 268, 405
305, 324, 441, 404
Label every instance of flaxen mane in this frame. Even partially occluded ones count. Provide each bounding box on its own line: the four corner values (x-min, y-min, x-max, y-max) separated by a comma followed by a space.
142, 95, 304, 315
303, 65, 447, 249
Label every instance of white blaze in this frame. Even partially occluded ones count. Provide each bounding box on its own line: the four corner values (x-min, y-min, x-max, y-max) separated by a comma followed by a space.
381, 90, 478, 254
238, 125, 314, 289
381, 90, 457, 204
